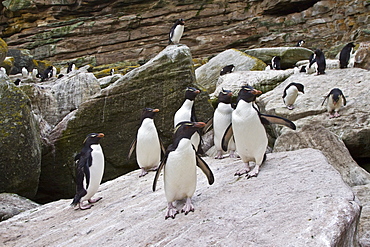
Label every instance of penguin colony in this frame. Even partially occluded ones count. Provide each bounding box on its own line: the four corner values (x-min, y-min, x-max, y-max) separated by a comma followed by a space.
60, 19, 350, 218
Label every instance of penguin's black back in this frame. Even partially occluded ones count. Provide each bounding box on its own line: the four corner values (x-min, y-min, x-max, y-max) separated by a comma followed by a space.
220, 65, 235, 76
314, 49, 326, 74
339, 42, 355, 69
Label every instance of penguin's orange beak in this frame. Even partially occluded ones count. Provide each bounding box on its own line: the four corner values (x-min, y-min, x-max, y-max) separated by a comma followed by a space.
194, 122, 206, 128
252, 89, 262, 95
153, 109, 160, 112
195, 90, 200, 94
97, 133, 104, 138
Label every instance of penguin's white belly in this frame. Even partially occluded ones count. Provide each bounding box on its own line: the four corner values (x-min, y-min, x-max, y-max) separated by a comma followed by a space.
214, 103, 233, 151
328, 96, 343, 112
171, 25, 184, 43
81, 144, 104, 202
233, 102, 267, 163
164, 139, 197, 202
284, 87, 298, 106
136, 119, 161, 169
174, 100, 193, 127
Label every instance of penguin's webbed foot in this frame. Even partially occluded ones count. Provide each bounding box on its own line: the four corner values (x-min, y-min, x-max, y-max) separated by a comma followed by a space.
139, 168, 148, 177
287, 105, 294, 110
88, 197, 102, 204
181, 198, 195, 215
246, 166, 260, 179
329, 113, 335, 119
334, 112, 341, 118
79, 202, 93, 210
235, 163, 251, 176
229, 151, 239, 159
215, 151, 224, 159
165, 202, 179, 220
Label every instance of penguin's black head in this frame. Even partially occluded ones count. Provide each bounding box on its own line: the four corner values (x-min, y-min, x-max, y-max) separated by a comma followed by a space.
330, 88, 343, 104
83, 133, 104, 146
174, 121, 205, 140
141, 108, 159, 121
293, 83, 304, 94
218, 88, 233, 104
185, 87, 200, 101
314, 49, 324, 56
347, 42, 355, 48
176, 19, 185, 25
238, 85, 262, 103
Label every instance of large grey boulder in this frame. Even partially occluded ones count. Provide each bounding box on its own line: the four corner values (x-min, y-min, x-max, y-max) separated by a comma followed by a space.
244, 47, 314, 69
0, 73, 41, 199
37, 45, 214, 202
0, 149, 360, 246
210, 69, 294, 98
195, 49, 266, 93
354, 42, 370, 70
259, 68, 370, 159
0, 193, 39, 222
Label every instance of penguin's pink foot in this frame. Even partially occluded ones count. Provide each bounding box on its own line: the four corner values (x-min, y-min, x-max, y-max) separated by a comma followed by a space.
79, 202, 93, 210
181, 198, 195, 215
165, 202, 178, 219
139, 168, 148, 177
235, 163, 250, 176
246, 166, 260, 179
329, 113, 335, 119
215, 151, 224, 159
88, 197, 102, 203
287, 105, 294, 110
334, 112, 341, 118
229, 151, 239, 159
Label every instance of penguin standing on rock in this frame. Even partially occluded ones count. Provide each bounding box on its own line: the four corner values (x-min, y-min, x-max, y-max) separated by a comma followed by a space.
311, 49, 326, 75
71, 133, 105, 210
21, 67, 28, 78
222, 85, 296, 178
169, 18, 185, 45
271, 56, 281, 70
128, 108, 165, 177
153, 121, 214, 219
282, 82, 305, 110
339, 42, 356, 69
296, 40, 305, 47
174, 87, 202, 152
321, 88, 346, 118
211, 89, 237, 159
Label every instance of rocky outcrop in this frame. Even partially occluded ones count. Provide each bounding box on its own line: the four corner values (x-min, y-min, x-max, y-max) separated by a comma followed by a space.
354, 42, 370, 70
0, 72, 41, 199
0, 38, 7, 63
195, 49, 266, 92
0, 193, 39, 222
244, 47, 314, 69
36, 44, 214, 202
0, 149, 361, 246
0, 0, 368, 66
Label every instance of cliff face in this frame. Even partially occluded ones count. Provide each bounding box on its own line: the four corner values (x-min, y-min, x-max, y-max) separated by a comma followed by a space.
0, 0, 369, 66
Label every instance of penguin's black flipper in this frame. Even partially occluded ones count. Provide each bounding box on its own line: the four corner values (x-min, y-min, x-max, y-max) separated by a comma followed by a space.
127, 138, 137, 160
221, 124, 233, 152
159, 139, 166, 156
321, 94, 330, 106
343, 95, 347, 106
259, 114, 296, 130
153, 148, 171, 192
71, 153, 89, 206
203, 117, 213, 134
196, 154, 215, 185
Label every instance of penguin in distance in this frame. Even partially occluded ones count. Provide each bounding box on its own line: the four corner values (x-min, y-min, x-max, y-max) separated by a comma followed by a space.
153, 121, 214, 219
21, 67, 28, 78
321, 88, 347, 118
296, 40, 305, 47
169, 18, 185, 45
339, 42, 356, 69
282, 82, 305, 110
220, 65, 235, 76
174, 87, 202, 152
212, 89, 237, 159
71, 133, 105, 210
128, 108, 165, 177
222, 85, 296, 178
271, 56, 281, 70
311, 49, 326, 75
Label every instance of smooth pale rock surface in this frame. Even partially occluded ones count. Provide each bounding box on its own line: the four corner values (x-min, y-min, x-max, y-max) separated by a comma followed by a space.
0, 149, 360, 246
210, 69, 294, 98
244, 47, 314, 69
259, 68, 370, 158
195, 49, 266, 93
0, 193, 39, 222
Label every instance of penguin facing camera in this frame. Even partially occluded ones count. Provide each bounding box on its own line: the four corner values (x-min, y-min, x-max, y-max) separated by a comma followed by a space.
339, 42, 356, 69
220, 65, 235, 76
207, 88, 237, 159
174, 87, 202, 153
153, 121, 214, 219
169, 18, 185, 45
296, 40, 305, 47
21, 67, 28, 78
282, 82, 305, 110
71, 133, 105, 210
321, 88, 346, 118
67, 62, 76, 73
222, 85, 296, 178
128, 108, 165, 177
271, 56, 281, 70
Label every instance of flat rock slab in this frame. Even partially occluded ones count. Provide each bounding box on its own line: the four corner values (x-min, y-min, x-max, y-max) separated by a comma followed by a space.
0, 149, 359, 246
